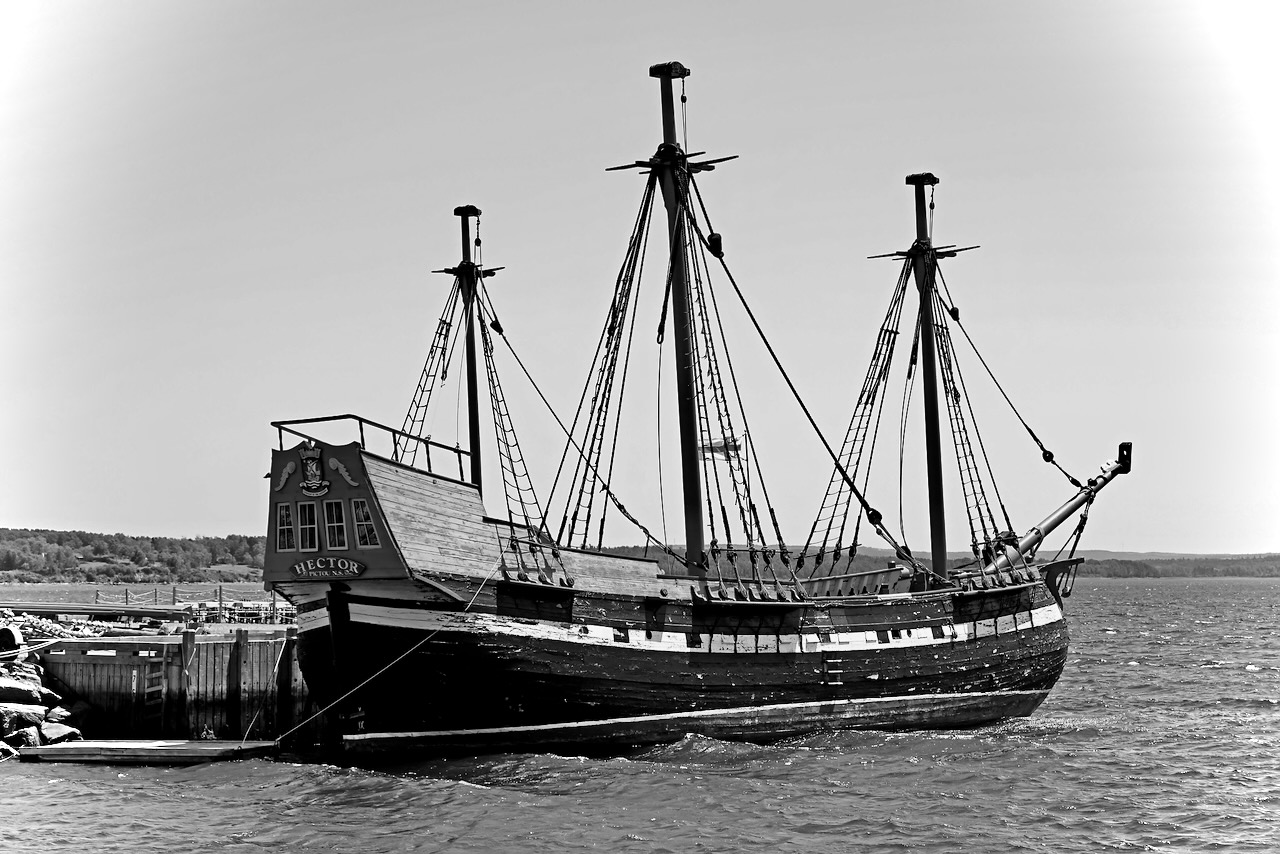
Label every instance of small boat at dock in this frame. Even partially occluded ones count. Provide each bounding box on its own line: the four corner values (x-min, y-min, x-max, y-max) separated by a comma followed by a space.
262, 61, 1130, 755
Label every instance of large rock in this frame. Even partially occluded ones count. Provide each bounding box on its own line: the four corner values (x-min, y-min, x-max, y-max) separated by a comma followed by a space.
5, 659, 63, 706
44, 700, 94, 729
0, 676, 43, 706
39, 722, 82, 744
43, 705, 71, 724
0, 702, 47, 736
2, 725, 40, 748
0, 660, 43, 684
0, 741, 16, 761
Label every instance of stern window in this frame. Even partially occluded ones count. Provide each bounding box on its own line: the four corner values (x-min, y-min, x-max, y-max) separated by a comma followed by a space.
275, 504, 296, 552
352, 499, 380, 548
297, 502, 318, 551
324, 500, 348, 550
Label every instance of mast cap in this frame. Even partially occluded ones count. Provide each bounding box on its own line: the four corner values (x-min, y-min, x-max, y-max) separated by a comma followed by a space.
453, 205, 482, 218
649, 61, 691, 79
905, 173, 939, 187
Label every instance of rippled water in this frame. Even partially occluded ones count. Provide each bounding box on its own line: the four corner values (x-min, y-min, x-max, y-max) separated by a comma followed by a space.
4, 578, 1278, 853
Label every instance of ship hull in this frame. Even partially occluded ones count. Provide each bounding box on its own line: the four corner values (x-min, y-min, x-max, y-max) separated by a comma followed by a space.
264, 437, 1071, 756
287, 580, 1068, 754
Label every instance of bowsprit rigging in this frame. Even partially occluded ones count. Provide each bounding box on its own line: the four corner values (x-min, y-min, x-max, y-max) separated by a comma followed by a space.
261, 60, 1133, 757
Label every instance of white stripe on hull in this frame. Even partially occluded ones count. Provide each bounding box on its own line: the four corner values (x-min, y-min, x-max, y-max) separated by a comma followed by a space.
311, 599, 1064, 656
297, 608, 330, 632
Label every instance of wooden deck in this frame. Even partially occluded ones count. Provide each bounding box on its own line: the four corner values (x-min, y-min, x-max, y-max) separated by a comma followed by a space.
18, 739, 278, 765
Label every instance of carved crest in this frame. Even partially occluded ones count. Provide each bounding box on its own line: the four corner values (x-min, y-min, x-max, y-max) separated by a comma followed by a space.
299, 443, 330, 497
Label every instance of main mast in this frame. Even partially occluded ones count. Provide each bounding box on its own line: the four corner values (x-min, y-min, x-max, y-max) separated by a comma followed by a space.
650, 61, 705, 571
907, 173, 947, 584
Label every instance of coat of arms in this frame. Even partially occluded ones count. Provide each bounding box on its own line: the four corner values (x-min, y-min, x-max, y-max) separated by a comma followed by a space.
299, 443, 330, 497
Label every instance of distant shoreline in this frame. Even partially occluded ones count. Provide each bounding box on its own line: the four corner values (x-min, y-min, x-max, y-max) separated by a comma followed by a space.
3, 527, 1277, 582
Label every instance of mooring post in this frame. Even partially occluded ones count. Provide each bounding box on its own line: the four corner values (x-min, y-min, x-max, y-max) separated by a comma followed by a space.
180, 629, 197, 737
276, 626, 299, 742
235, 629, 252, 739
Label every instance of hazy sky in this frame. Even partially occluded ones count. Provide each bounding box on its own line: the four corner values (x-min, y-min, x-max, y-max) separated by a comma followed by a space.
1, 1, 1276, 555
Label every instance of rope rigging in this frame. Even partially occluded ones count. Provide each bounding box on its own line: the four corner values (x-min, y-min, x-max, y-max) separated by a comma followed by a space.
476, 296, 555, 575
934, 267, 1083, 489
680, 176, 926, 576
389, 138, 1104, 593
550, 174, 659, 550
799, 259, 912, 576
396, 281, 463, 465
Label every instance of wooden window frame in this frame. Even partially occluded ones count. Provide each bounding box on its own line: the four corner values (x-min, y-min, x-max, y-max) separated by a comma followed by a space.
297, 501, 319, 552
351, 498, 380, 549
324, 499, 348, 551
275, 503, 296, 552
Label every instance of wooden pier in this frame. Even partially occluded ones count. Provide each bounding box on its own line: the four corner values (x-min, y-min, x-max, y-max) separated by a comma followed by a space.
19, 739, 278, 765
36, 629, 324, 745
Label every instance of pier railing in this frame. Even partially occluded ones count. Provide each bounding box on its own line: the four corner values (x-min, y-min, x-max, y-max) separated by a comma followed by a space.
38, 629, 324, 745
272, 413, 471, 483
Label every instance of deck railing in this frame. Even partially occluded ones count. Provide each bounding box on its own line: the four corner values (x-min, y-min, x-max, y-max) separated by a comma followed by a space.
272, 414, 471, 483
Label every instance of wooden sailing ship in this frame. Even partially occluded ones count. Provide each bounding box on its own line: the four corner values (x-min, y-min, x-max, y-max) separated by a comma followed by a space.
262, 62, 1131, 755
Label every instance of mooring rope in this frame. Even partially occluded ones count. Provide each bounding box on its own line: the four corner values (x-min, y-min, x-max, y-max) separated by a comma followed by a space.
0, 637, 64, 661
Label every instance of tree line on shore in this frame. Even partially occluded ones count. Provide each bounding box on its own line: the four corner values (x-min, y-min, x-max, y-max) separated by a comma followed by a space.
0, 528, 264, 583
1, 528, 1276, 583
599, 546, 1280, 579
1077, 555, 1280, 578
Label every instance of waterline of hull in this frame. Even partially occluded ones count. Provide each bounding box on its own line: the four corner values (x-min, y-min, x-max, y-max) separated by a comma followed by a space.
342, 689, 1052, 754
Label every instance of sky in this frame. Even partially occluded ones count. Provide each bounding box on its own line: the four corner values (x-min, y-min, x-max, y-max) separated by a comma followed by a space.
1, 1, 1276, 555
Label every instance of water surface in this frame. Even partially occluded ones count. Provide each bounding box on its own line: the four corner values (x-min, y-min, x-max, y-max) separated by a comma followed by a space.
3, 578, 1277, 852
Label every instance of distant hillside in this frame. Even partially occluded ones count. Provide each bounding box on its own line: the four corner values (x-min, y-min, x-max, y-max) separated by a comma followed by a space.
2, 528, 1276, 583
0, 528, 264, 584
1077, 554, 1280, 578
600, 545, 1280, 578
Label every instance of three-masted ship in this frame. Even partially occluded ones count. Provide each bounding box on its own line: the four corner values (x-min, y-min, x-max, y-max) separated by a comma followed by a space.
263, 62, 1130, 755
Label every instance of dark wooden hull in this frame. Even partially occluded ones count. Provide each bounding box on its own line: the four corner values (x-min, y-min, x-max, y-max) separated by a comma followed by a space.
264, 439, 1071, 756
284, 579, 1067, 754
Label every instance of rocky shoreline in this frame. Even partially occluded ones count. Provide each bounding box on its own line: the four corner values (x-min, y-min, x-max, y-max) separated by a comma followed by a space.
1, 620, 87, 759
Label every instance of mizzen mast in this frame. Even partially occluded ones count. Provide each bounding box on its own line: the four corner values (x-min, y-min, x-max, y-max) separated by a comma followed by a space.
650, 61, 705, 571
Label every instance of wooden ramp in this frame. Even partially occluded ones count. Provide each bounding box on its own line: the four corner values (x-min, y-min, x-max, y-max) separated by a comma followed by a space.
18, 739, 278, 765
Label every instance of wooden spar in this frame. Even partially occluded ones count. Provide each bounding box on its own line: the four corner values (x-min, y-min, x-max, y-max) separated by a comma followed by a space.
987, 443, 1133, 572
650, 61, 705, 572
907, 173, 947, 583
454, 205, 484, 495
